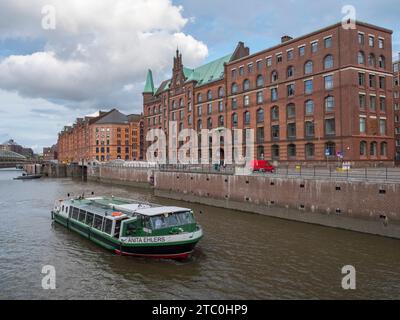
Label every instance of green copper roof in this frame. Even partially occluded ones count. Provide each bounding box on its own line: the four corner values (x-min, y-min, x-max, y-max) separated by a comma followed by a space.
143, 69, 155, 94
185, 54, 232, 87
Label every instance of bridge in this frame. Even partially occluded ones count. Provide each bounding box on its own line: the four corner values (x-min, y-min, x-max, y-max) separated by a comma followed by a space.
0, 150, 27, 169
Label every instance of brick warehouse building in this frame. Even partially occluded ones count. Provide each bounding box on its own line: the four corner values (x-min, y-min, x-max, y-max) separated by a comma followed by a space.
143, 21, 395, 166
394, 56, 400, 162
58, 109, 144, 164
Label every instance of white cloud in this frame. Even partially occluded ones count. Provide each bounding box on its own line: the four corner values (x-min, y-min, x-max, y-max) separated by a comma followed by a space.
0, 0, 208, 106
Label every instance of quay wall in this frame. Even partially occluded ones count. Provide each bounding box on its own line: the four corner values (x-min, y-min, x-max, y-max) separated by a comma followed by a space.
153, 171, 400, 239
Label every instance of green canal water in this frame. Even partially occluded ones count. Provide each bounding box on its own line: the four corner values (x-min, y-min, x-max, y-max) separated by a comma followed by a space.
0, 168, 399, 299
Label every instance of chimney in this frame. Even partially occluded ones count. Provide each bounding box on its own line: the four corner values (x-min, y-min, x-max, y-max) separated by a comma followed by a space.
281, 35, 293, 43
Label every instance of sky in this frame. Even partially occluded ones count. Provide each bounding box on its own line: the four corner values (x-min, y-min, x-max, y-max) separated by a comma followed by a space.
0, 0, 399, 153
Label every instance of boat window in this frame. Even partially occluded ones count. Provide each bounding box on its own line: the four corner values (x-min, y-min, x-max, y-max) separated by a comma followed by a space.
93, 215, 104, 230
62, 205, 65, 212
176, 211, 195, 225
72, 207, 79, 220
69, 207, 73, 218
114, 220, 122, 238
150, 211, 195, 230
86, 212, 94, 226
143, 216, 151, 229
103, 219, 113, 234
78, 210, 86, 223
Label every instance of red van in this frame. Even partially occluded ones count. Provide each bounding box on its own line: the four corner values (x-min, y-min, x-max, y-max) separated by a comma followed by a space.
249, 160, 275, 173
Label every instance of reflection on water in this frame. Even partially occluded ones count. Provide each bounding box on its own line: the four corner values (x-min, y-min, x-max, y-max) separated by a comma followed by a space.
0, 168, 399, 299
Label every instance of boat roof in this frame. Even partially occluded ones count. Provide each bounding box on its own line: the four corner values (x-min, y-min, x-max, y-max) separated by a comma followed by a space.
135, 206, 192, 217
63, 197, 191, 218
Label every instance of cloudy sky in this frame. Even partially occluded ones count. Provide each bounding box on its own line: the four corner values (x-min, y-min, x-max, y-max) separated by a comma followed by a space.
0, 0, 399, 152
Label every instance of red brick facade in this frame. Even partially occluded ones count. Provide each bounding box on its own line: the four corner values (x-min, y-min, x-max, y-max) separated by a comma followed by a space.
143, 22, 395, 166
393, 57, 400, 162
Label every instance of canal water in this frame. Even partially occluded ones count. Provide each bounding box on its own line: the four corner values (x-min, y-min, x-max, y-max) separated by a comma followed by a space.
0, 168, 399, 299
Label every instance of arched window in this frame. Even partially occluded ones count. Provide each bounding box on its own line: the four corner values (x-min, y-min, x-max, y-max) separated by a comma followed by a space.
287, 144, 296, 158
305, 143, 315, 158
179, 98, 184, 107
305, 100, 314, 115
244, 111, 251, 125
243, 79, 251, 91
197, 93, 203, 103
271, 145, 280, 160
271, 106, 279, 121
325, 95, 335, 112
358, 51, 365, 64
256, 75, 264, 87
380, 142, 387, 156
287, 103, 296, 118
304, 60, 313, 74
325, 142, 336, 156
287, 66, 294, 78
187, 115, 192, 125
197, 119, 202, 130
359, 141, 367, 156
370, 141, 377, 156
218, 87, 225, 98
153, 106, 156, 114
172, 100, 176, 109
368, 53, 376, 67
271, 71, 278, 82
231, 83, 238, 94
218, 115, 224, 127
378, 55, 385, 68
257, 108, 264, 123
324, 55, 334, 69
179, 122, 183, 132
207, 90, 212, 101
232, 113, 238, 126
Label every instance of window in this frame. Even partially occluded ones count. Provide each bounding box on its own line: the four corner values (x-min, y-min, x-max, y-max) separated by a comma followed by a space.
287, 123, 296, 139
271, 125, 280, 140
231, 98, 238, 109
257, 109, 264, 123
287, 50, 294, 60
271, 88, 278, 101
358, 73, 365, 86
218, 87, 225, 98
359, 117, 366, 133
85, 212, 94, 226
358, 51, 365, 65
271, 71, 278, 82
304, 80, 313, 94
218, 101, 224, 112
256, 91, 264, 104
188, 115, 192, 125
305, 121, 315, 137
305, 143, 315, 158
287, 84, 295, 97
231, 83, 238, 94
324, 55, 334, 69
379, 77, 385, 90
287, 66, 294, 78
231, 69, 237, 79
299, 46, 305, 56
197, 105, 202, 116
381, 142, 387, 156
369, 74, 376, 88
197, 119, 202, 130
232, 113, 238, 126
325, 142, 336, 156
287, 144, 296, 158
256, 60, 262, 71
370, 96, 376, 111
287, 104, 296, 118
207, 103, 212, 115
218, 116, 224, 127
248, 63, 253, 74
271, 106, 279, 121
243, 79, 250, 91
277, 54, 283, 63
370, 142, 377, 156
324, 75, 333, 90
378, 38, 384, 49
197, 93, 203, 103
243, 95, 250, 107
305, 61, 313, 74
239, 66, 244, 76
369, 36, 374, 47
305, 100, 314, 115
311, 41, 318, 53
207, 117, 212, 129
359, 94, 366, 109
325, 96, 334, 112
324, 37, 332, 48
380, 119, 386, 135
378, 56, 385, 68
244, 111, 251, 125
271, 145, 280, 159
256, 75, 264, 87
266, 57, 272, 67
93, 215, 103, 230
360, 141, 367, 156
380, 97, 386, 112
256, 127, 264, 143
358, 33, 364, 45
325, 118, 336, 136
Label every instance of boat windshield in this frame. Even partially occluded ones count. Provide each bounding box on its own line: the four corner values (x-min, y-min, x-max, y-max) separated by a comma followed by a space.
149, 211, 195, 230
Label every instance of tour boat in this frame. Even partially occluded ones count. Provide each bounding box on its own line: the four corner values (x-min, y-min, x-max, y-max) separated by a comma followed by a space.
51, 196, 203, 259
